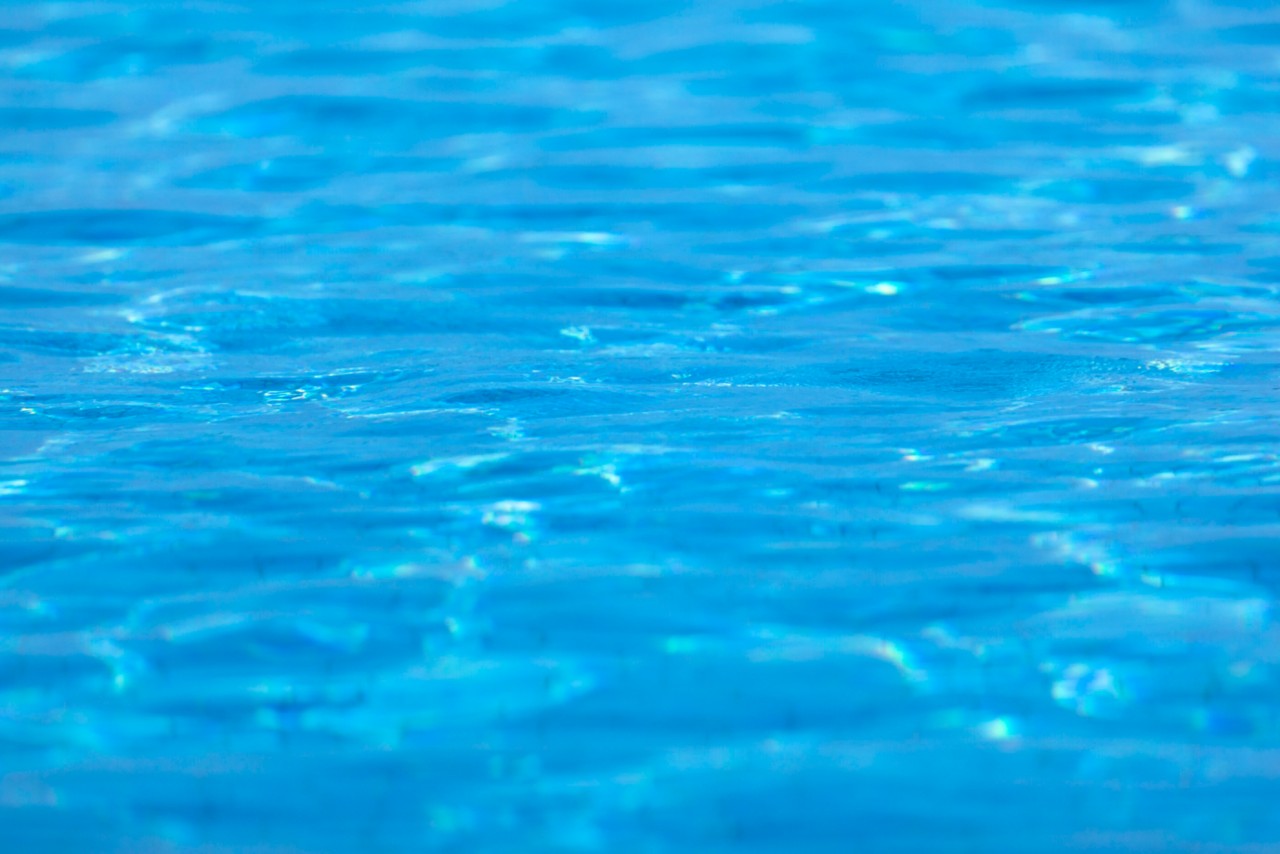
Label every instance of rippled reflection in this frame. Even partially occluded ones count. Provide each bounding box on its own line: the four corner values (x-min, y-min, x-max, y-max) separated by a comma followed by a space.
4, 0, 1280, 850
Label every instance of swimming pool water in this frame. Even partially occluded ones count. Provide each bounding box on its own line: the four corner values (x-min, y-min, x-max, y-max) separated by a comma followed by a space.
4, 0, 1280, 850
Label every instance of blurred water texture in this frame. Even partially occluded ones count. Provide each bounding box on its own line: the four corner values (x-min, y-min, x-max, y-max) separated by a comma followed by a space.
4, 0, 1280, 850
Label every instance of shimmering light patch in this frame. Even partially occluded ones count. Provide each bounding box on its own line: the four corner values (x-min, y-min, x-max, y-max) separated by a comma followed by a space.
410, 454, 509, 477
560, 326, 595, 343
520, 231, 627, 247
350, 559, 483, 584
663, 635, 706, 655
920, 625, 988, 658
1223, 145, 1257, 178
481, 500, 540, 543
85, 635, 148, 692
77, 248, 128, 264
746, 630, 929, 685
1147, 358, 1224, 375
157, 612, 252, 642
956, 503, 1065, 523
847, 635, 930, 685
1034, 531, 1124, 578
1048, 662, 1126, 718
900, 481, 948, 492
573, 462, 623, 489
976, 716, 1018, 742
1122, 144, 1200, 167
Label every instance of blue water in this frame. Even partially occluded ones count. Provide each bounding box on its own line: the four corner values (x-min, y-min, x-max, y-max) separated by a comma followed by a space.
4, 0, 1280, 850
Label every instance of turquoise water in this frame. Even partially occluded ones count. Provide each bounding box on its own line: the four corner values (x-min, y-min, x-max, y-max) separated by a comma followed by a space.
4, 0, 1280, 850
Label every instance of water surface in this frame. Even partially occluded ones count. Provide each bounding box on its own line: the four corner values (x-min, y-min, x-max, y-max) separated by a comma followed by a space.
4, 1, 1280, 851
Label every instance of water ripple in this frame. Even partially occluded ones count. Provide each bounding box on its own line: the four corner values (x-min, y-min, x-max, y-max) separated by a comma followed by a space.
4, 0, 1280, 850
